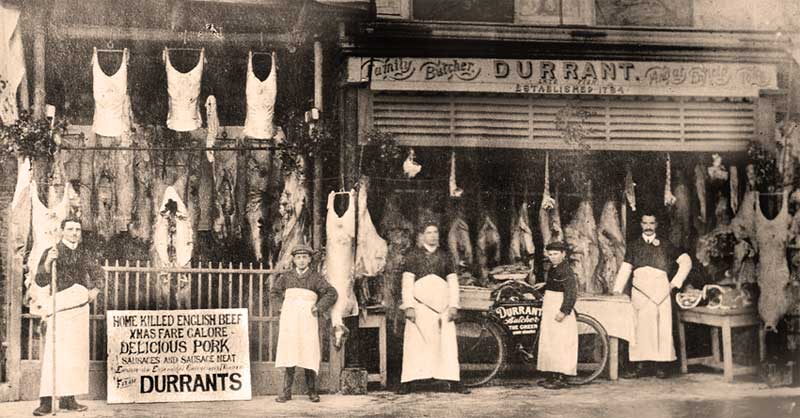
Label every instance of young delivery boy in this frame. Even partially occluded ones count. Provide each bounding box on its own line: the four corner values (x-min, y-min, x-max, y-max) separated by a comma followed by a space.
270, 244, 338, 402
537, 241, 578, 390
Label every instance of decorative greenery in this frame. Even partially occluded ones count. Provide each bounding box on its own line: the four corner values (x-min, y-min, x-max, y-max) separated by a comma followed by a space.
359, 128, 402, 177
555, 105, 596, 150
747, 142, 782, 192
274, 110, 336, 176
0, 110, 63, 160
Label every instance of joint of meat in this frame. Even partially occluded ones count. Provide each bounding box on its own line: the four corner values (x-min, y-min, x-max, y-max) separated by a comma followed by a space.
403, 148, 421, 178
695, 164, 708, 225
449, 151, 463, 198
205, 95, 219, 163
624, 167, 636, 212
664, 154, 677, 207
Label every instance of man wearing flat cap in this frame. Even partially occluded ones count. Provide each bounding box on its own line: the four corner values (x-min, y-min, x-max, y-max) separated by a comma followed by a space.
270, 244, 338, 402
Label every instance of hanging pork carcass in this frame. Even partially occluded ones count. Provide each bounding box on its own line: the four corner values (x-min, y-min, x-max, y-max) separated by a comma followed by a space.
668, 169, 693, 250
448, 212, 473, 270
326, 189, 358, 348
755, 189, 794, 332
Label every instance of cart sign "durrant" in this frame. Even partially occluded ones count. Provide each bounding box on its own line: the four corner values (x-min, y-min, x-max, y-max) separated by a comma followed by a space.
495, 304, 543, 335
348, 57, 777, 97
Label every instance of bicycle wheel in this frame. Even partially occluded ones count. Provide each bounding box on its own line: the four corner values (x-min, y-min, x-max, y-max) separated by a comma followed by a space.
455, 315, 506, 387
567, 313, 609, 385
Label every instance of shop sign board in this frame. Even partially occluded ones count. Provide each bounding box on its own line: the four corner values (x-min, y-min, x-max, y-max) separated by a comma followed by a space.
494, 303, 543, 335
347, 57, 777, 97
106, 309, 251, 404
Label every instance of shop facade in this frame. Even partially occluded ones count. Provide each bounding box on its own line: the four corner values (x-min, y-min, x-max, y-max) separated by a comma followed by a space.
335, 1, 800, 387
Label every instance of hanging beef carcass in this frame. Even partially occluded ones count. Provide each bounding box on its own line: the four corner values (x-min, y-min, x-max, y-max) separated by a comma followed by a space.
729, 166, 758, 284
695, 163, 708, 232
205, 95, 219, 163
755, 189, 794, 332
564, 182, 601, 294
379, 194, 414, 334
326, 190, 358, 348
539, 193, 564, 247
669, 169, 693, 250
10, 159, 33, 311
244, 127, 285, 262
354, 176, 388, 278
539, 153, 563, 246
448, 212, 473, 270
211, 140, 239, 241
272, 159, 310, 274
509, 202, 535, 262
379, 193, 414, 334
730, 166, 739, 215
664, 154, 677, 207
594, 200, 625, 295
476, 214, 501, 281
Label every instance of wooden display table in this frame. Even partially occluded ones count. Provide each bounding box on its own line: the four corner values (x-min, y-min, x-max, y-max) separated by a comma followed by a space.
677, 306, 766, 382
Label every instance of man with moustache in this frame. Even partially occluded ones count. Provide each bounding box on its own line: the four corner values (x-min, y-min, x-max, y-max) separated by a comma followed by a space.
613, 210, 692, 378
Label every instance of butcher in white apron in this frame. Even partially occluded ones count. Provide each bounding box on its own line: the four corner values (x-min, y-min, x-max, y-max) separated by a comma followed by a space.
397, 222, 470, 395
537, 241, 578, 389
270, 244, 337, 403
33, 218, 103, 416
614, 213, 691, 379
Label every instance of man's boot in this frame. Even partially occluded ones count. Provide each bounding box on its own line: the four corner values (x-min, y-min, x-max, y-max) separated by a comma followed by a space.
59, 395, 88, 411
305, 369, 320, 402
276, 367, 295, 402
32, 397, 51, 416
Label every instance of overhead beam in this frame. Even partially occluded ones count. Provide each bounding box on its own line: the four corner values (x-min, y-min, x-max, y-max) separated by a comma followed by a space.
50, 24, 296, 45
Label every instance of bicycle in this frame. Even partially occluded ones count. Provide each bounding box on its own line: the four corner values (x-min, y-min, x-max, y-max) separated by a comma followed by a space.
456, 280, 609, 387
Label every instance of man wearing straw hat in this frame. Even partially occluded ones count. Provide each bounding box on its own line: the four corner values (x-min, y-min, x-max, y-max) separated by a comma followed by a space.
271, 244, 338, 403
33, 217, 103, 416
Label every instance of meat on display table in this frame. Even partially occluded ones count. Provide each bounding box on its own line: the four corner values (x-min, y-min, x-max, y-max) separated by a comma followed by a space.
677, 306, 766, 382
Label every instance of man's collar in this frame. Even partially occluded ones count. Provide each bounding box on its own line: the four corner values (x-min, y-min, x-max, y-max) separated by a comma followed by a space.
642, 234, 656, 244
296, 267, 310, 275
61, 239, 78, 250
422, 243, 438, 253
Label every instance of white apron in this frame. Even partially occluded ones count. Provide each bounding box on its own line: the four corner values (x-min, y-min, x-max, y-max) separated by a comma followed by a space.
401, 274, 459, 383
275, 288, 321, 373
630, 266, 676, 362
537, 290, 578, 375
40, 284, 91, 397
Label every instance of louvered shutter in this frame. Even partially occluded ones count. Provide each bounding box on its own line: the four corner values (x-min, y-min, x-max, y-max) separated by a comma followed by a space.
365, 91, 754, 151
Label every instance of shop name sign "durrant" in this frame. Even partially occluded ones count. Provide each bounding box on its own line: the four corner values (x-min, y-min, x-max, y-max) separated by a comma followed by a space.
348, 57, 777, 97
495, 303, 543, 335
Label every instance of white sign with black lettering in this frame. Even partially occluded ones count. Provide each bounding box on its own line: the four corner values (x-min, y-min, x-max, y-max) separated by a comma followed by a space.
106, 309, 251, 403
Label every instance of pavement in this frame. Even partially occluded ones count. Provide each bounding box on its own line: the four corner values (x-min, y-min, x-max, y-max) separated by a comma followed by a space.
1, 374, 798, 418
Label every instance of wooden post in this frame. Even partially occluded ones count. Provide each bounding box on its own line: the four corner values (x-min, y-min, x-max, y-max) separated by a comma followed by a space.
312, 40, 323, 251
32, 2, 47, 118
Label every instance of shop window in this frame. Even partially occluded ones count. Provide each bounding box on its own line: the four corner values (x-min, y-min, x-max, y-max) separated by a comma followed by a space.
594, 0, 693, 27
412, 0, 515, 23
515, 0, 594, 25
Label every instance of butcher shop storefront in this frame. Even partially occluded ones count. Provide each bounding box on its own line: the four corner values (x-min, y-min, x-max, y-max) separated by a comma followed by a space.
338, 28, 800, 385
